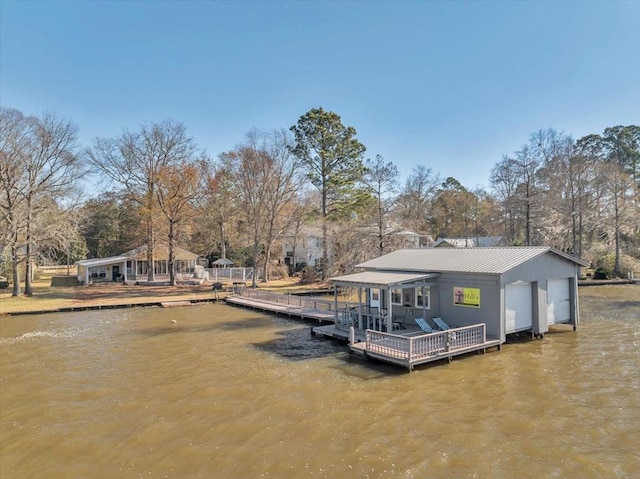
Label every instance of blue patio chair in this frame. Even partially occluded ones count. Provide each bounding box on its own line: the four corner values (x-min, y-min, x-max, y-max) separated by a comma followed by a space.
415, 317, 435, 334
433, 317, 451, 331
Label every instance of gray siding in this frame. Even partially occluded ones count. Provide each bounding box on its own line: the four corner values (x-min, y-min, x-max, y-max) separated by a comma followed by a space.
502, 252, 581, 336
436, 273, 502, 340
502, 252, 580, 284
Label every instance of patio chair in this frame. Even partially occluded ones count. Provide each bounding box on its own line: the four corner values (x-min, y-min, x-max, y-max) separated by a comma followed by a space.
433, 317, 451, 331
415, 317, 435, 334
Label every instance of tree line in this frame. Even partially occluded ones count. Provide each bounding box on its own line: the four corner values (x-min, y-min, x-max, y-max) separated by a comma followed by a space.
1, 105, 638, 296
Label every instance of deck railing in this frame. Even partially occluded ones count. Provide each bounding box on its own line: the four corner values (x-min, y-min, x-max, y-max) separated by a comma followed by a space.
234, 288, 356, 313
365, 323, 487, 366
206, 267, 261, 282
335, 306, 388, 332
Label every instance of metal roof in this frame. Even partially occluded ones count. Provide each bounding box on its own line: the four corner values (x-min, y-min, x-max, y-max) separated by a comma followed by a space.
120, 245, 199, 260
330, 271, 438, 287
212, 258, 234, 266
76, 256, 128, 268
356, 247, 587, 275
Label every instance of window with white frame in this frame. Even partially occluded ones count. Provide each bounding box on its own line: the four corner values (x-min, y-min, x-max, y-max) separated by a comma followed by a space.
90, 267, 107, 279
415, 288, 430, 309
391, 288, 402, 305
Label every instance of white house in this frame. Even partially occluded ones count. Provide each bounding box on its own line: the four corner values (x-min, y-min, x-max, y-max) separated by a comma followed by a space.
281, 224, 426, 272
76, 245, 199, 285
432, 236, 508, 248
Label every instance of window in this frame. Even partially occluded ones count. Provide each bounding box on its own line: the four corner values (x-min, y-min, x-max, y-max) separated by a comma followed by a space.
90, 267, 107, 279
371, 289, 379, 301
137, 261, 148, 275
391, 288, 402, 305
416, 288, 430, 309
155, 260, 167, 275
403, 290, 413, 306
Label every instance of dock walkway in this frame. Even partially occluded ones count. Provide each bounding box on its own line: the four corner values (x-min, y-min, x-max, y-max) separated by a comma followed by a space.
225, 294, 336, 322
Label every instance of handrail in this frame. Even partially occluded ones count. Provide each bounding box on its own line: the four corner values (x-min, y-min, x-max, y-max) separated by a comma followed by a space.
365, 323, 487, 366
234, 288, 358, 313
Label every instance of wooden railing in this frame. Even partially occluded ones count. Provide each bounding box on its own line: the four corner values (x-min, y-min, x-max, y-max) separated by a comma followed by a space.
365, 323, 487, 366
234, 288, 357, 313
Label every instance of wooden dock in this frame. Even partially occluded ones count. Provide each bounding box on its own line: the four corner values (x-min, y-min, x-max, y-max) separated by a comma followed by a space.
226, 290, 503, 371
225, 289, 352, 323
225, 294, 336, 322
351, 330, 503, 371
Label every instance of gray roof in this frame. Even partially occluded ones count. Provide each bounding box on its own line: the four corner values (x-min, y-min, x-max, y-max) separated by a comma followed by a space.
356, 247, 586, 275
212, 258, 234, 266
330, 271, 438, 287
76, 256, 128, 268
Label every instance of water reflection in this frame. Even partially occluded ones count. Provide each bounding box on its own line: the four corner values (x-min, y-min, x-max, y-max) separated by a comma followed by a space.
1, 287, 639, 478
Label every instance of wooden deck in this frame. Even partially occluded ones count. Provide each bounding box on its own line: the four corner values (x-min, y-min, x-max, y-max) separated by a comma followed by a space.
350, 327, 503, 371
226, 289, 503, 371
225, 290, 344, 323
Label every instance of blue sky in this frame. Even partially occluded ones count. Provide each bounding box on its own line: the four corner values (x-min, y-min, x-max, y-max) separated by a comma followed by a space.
1, 0, 639, 191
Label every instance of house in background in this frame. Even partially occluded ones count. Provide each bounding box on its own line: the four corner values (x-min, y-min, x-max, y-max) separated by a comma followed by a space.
281, 224, 428, 272
432, 236, 508, 248
282, 226, 324, 272
76, 244, 199, 284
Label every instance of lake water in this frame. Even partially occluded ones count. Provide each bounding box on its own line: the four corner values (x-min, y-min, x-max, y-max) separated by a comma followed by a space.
1, 286, 639, 478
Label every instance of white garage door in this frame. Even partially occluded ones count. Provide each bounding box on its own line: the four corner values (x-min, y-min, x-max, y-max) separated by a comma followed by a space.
505, 282, 532, 333
547, 279, 571, 325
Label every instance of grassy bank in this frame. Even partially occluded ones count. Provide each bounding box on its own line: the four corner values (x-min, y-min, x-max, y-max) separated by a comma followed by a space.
0, 277, 319, 315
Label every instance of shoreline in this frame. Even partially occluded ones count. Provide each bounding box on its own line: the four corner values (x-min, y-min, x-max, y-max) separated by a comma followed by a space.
1, 281, 637, 317
3, 296, 222, 317
0, 278, 332, 317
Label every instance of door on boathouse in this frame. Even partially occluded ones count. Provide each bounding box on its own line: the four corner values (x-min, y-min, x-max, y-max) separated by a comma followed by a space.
547, 278, 571, 325
505, 282, 533, 334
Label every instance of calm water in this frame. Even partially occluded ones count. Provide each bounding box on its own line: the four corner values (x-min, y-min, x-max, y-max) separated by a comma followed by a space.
1, 287, 639, 479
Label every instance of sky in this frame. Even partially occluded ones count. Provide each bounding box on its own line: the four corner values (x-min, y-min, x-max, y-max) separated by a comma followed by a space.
1, 0, 639, 193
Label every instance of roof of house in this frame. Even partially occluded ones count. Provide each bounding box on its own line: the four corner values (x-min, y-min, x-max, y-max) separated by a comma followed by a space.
76, 256, 129, 268
121, 245, 199, 260
356, 247, 587, 275
212, 258, 234, 266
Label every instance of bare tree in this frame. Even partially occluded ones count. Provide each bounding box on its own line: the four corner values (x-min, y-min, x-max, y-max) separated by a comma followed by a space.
362, 154, 400, 254
0, 107, 29, 295
89, 120, 196, 281
220, 129, 304, 285
0, 107, 84, 296
490, 155, 521, 243
156, 159, 206, 285
394, 165, 440, 236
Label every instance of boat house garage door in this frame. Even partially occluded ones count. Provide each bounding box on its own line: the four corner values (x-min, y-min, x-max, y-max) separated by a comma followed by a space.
547, 279, 571, 325
505, 282, 532, 333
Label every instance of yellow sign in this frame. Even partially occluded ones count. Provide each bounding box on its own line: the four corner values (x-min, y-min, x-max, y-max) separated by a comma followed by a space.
453, 287, 480, 308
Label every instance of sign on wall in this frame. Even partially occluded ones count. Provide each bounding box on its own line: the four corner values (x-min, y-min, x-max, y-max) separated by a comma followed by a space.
453, 286, 481, 308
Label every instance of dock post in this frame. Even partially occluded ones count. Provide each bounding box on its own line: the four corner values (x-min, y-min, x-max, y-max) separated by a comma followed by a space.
349, 326, 355, 345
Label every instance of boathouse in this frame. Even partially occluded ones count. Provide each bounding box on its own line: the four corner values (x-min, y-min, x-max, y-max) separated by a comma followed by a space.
328, 246, 587, 341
